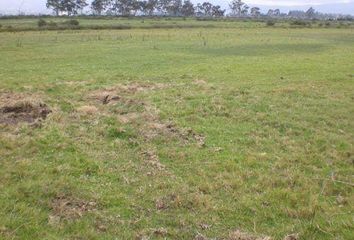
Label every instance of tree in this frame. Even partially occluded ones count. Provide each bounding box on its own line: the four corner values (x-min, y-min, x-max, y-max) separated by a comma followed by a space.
166, 0, 183, 16
250, 7, 260, 17
91, 0, 110, 15
274, 9, 280, 16
131, 0, 143, 15
46, 0, 62, 15
229, 0, 245, 16
267, 8, 280, 17
158, 0, 169, 14
111, 0, 134, 15
197, 2, 213, 17
141, 0, 158, 16
241, 4, 249, 16
46, 0, 88, 16
181, 0, 194, 16
306, 7, 315, 19
211, 5, 225, 17
55, 0, 87, 15
267, 9, 274, 16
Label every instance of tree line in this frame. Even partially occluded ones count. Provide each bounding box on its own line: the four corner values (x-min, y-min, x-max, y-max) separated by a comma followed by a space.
46, 0, 353, 20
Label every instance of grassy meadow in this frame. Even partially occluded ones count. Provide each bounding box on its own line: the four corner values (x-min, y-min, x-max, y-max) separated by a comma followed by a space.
0, 18, 353, 239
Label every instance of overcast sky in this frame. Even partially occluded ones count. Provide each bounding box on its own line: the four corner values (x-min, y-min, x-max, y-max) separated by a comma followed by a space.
0, 0, 353, 14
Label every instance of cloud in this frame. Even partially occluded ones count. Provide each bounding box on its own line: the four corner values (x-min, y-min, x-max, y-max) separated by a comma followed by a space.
247, 0, 353, 6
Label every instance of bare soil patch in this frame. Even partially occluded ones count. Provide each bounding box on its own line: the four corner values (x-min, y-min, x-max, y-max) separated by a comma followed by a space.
77, 105, 99, 115
89, 82, 168, 105
50, 194, 97, 221
0, 93, 51, 125
228, 230, 271, 240
141, 150, 165, 171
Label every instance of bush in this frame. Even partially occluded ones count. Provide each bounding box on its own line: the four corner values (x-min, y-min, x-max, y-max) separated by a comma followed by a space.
38, 19, 47, 27
48, 21, 58, 27
0, 24, 2, 29
266, 20, 275, 26
64, 19, 80, 26
290, 20, 310, 27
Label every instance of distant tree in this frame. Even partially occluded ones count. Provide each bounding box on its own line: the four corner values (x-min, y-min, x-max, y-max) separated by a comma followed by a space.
250, 7, 260, 17
267, 9, 274, 16
198, 2, 213, 17
131, 0, 143, 15
267, 8, 281, 17
211, 5, 225, 17
59, 0, 88, 15
46, 0, 62, 15
181, 0, 194, 16
141, 0, 158, 16
158, 0, 169, 14
91, 0, 110, 15
229, 0, 247, 16
166, 0, 183, 16
274, 9, 280, 16
241, 4, 249, 16
306, 7, 315, 19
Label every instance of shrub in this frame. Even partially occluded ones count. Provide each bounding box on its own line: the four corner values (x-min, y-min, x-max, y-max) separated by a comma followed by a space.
48, 21, 58, 27
64, 19, 80, 26
0, 24, 2, 29
290, 20, 310, 27
38, 19, 47, 27
266, 20, 275, 26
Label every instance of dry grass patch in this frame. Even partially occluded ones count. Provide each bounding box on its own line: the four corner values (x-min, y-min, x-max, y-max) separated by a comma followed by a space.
77, 105, 99, 115
49, 194, 97, 222
228, 230, 271, 240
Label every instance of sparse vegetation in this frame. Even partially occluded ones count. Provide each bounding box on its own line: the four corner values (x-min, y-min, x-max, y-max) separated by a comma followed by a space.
0, 16, 353, 240
63, 19, 80, 26
266, 20, 275, 26
38, 18, 47, 27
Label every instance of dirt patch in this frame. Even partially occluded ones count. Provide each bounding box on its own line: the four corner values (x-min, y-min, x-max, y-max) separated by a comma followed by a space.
77, 105, 99, 115
0, 93, 51, 125
193, 79, 207, 85
154, 194, 182, 210
228, 230, 271, 240
89, 82, 168, 105
153, 227, 168, 236
50, 195, 97, 221
195, 233, 208, 240
141, 150, 165, 171
283, 234, 299, 240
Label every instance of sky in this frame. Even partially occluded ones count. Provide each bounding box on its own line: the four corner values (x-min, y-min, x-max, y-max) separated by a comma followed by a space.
0, 0, 353, 15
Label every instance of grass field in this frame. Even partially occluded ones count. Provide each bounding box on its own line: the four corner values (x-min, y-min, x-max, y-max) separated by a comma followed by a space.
0, 17, 353, 31
0, 19, 353, 239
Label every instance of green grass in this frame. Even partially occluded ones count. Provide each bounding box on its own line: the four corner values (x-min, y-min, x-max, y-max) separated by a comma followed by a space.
0, 17, 353, 32
0, 21, 353, 240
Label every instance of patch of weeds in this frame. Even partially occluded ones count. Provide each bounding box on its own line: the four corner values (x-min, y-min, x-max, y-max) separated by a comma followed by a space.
107, 126, 135, 140
266, 20, 276, 27
38, 19, 47, 27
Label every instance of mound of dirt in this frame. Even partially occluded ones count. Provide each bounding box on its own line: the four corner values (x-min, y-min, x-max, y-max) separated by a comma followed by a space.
0, 95, 51, 125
